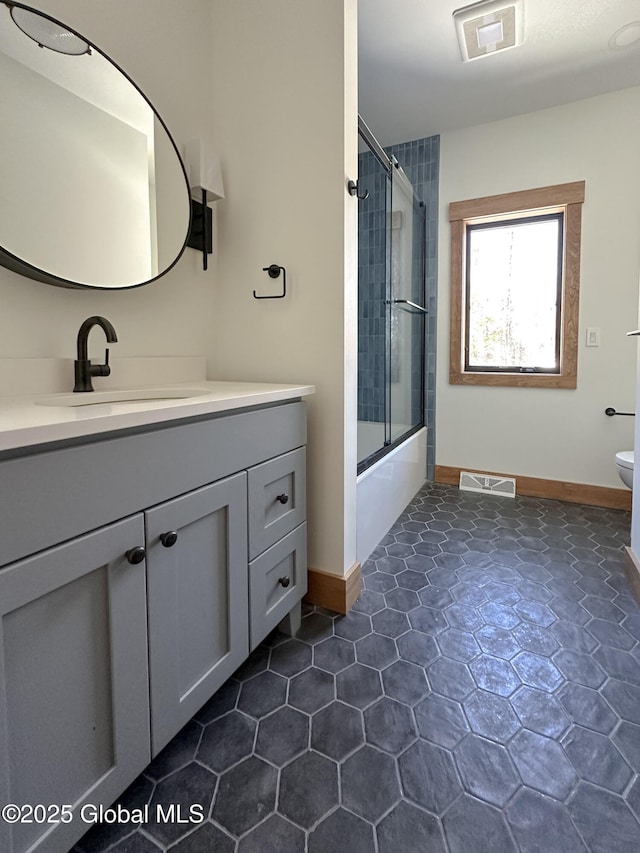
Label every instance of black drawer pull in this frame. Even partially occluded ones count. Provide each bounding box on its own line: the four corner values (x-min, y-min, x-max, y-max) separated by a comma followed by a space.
276, 493, 289, 505
278, 576, 291, 588
160, 531, 178, 548
126, 546, 146, 565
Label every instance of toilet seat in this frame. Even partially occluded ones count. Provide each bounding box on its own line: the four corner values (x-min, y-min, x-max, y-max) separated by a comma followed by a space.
616, 451, 634, 470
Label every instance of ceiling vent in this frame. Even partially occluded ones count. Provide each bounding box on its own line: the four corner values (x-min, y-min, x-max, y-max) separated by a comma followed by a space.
453, 0, 524, 62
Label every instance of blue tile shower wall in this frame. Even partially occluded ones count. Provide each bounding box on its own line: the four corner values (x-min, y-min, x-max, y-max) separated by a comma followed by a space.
357, 135, 440, 477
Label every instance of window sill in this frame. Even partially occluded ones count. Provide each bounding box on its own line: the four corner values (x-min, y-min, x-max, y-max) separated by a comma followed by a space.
449, 370, 577, 389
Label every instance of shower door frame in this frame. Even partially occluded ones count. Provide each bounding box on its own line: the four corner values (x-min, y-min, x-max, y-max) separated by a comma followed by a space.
357, 116, 426, 475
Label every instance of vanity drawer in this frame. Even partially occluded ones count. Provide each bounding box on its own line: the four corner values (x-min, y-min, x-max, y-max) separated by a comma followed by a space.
247, 448, 306, 559
249, 523, 307, 650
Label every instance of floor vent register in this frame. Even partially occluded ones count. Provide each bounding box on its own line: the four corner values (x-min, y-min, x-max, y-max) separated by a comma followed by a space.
459, 471, 516, 498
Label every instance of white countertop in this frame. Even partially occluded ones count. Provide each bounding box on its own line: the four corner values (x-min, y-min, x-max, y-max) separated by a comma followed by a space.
0, 380, 315, 453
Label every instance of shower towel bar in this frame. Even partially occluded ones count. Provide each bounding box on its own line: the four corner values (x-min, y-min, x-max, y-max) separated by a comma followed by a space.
389, 299, 428, 315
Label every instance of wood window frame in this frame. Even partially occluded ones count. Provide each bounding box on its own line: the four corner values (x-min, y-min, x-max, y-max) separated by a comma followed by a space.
449, 181, 585, 389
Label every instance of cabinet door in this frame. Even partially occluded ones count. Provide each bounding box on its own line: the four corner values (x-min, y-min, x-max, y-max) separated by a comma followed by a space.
145, 473, 248, 755
0, 517, 150, 853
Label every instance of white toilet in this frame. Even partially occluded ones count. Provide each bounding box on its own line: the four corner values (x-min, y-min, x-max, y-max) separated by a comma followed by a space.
615, 451, 634, 489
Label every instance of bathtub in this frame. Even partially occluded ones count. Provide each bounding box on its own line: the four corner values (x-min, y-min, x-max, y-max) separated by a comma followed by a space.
356, 425, 427, 564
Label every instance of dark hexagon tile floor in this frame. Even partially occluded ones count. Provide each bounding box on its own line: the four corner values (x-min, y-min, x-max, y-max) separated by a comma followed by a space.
73, 483, 640, 853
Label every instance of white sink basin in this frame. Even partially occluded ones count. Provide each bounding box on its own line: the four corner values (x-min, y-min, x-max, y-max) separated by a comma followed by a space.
36, 388, 210, 407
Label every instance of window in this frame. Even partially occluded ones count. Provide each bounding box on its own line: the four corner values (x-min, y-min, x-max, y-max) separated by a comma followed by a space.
466, 212, 563, 373
449, 182, 585, 388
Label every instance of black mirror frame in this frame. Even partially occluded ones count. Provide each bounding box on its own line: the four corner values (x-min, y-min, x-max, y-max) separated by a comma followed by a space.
0, 1, 192, 290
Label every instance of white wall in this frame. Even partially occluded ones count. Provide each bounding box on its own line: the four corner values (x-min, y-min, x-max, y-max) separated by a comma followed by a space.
0, 0, 216, 361
209, 0, 359, 577
437, 88, 640, 489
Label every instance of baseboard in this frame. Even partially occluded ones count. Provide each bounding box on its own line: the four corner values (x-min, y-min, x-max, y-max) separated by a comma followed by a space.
305, 562, 362, 615
434, 465, 632, 511
624, 547, 640, 607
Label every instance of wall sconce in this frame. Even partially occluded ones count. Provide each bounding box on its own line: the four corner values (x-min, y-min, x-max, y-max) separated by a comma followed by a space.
184, 139, 225, 270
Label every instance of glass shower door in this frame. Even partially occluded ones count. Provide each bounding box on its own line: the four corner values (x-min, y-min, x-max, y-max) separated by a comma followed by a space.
388, 165, 426, 445
356, 116, 425, 473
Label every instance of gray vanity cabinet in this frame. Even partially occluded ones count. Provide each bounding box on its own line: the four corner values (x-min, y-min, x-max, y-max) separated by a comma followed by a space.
0, 399, 307, 853
145, 473, 249, 755
0, 517, 150, 853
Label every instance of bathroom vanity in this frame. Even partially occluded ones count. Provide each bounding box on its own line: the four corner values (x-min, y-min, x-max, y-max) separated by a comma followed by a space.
0, 380, 313, 853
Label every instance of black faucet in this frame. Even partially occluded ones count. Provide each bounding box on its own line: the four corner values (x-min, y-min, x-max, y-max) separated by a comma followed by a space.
73, 316, 118, 392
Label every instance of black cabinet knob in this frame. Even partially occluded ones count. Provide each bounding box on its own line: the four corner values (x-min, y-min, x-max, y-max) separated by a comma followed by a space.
278, 576, 291, 588
276, 493, 289, 505
160, 531, 178, 548
126, 546, 146, 565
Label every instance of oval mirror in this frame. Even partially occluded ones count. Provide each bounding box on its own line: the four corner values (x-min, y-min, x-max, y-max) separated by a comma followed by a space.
0, 2, 191, 289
